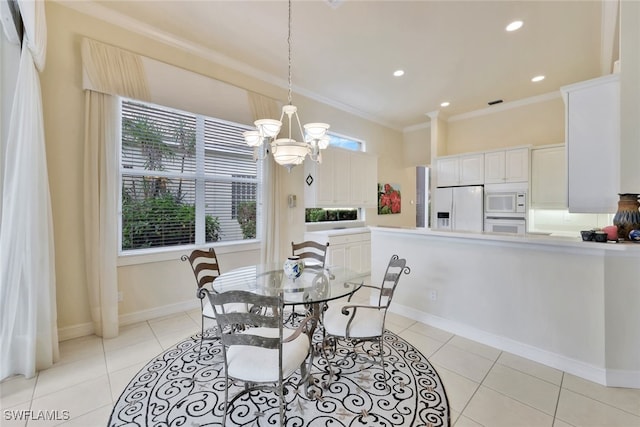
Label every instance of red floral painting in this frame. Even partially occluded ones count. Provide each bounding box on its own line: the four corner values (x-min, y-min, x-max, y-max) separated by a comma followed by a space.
378, 183, 401, 214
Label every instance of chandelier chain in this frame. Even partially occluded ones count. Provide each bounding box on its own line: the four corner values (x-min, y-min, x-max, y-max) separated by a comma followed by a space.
287, 0, 292, 105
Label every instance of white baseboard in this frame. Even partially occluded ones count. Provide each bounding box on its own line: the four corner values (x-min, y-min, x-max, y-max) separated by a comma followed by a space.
58, 322, 95, 342
118, 300, 201, 327
388, 303, 640, 389
606, 369, 640, 388
57, 300, 201, 341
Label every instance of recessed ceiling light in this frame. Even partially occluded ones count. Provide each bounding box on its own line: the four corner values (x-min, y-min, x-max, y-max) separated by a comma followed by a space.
531, 75, 545, 82
393, 70, 405, 77
506, 20, 523, 32
440, 101, 450, 107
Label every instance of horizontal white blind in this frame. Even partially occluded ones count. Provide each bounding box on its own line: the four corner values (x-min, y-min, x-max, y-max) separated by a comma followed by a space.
120, 99, 259, 251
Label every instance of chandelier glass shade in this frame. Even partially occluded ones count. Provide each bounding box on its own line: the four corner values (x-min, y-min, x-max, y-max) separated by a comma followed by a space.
243, 0, 330, 171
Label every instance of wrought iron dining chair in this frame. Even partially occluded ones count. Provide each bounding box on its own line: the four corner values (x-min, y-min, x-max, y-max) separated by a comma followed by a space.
181, 248, 247, 355
322, 254, 410, 379
287, 241, 330, 323
291, 240, 329, 267
201, 289, 314, 426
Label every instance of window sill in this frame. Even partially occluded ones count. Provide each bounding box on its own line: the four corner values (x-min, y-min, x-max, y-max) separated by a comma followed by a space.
305, 220, 366, 232
117, 240, 261, 266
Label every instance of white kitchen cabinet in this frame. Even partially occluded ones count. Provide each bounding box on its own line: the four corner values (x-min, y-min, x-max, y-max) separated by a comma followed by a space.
304, 229, 371, 276
561, 74, 619, 213
530, 145, 566, 209
305, 148, 377, 208
349, 151, 378, 207
484, 147, 529, 184
435, 153, 484, 187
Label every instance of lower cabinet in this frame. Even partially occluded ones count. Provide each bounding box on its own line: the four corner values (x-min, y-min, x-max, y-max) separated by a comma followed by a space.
304, 229, 371, 276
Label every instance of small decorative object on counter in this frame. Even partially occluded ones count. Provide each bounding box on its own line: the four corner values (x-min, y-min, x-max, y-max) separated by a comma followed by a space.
594, 231, 608, 243
283, 256, 304, 279
581, 230, 595, 241
601, 225, 618, 241
629, 229, 640, 243
613, 193, 640, 240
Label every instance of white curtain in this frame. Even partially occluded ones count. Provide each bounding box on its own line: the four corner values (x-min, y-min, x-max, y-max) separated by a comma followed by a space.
248, 92, 282, 264
83, 92, 120, 338
81, 38, 149, 338
0, 0, 59, 380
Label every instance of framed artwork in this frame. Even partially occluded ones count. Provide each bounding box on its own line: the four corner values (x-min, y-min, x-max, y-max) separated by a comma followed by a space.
378, 183, 401, 214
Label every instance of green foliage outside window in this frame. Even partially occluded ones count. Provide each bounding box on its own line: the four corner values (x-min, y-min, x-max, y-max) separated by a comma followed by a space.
122, 192, 221, 249
305, 208, 358, 222
121, 108, 221, 250
237, 201, 257, 239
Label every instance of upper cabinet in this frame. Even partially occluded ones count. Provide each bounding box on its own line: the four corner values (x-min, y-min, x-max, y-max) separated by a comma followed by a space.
435, 153, 484, 187
561, 74, 619, 213
530, 145, 566, 209
304, 148, 378, 208
484, 147, 529, 184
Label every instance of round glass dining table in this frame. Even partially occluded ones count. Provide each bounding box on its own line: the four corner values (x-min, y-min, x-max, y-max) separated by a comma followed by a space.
213, 263, 363, 307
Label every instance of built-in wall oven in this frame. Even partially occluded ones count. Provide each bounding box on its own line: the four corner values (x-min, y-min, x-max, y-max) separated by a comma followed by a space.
484, 216, 527, 234
484, 183, 527, 235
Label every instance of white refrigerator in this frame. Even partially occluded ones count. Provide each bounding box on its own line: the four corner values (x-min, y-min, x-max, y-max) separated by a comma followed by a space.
433, 186, 484, 232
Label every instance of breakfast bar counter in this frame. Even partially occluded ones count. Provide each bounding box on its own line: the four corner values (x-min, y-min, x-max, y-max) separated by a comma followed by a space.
370, 226, 640, 389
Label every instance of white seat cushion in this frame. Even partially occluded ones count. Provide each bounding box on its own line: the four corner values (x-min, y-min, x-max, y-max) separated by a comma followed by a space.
323, 301, 385, 339
226, 327, 310, 383
202, 298, 247, 318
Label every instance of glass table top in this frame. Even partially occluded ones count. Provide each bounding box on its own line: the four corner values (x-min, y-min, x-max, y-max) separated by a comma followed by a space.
213, 263, 363, 305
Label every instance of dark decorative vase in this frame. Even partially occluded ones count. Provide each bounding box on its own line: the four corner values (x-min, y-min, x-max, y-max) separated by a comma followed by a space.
612, 193, 640, 240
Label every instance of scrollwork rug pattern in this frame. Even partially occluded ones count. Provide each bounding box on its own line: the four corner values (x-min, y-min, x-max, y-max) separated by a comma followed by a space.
109, 330, 449, 426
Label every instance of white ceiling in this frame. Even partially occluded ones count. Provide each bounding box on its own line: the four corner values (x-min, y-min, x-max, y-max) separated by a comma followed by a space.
66, 0, 618, 130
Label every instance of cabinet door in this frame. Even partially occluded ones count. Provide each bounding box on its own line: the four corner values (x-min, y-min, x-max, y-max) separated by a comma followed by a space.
484, 151, 506, 183
361, 153, 378, 207
304, 150, 335, 207
349, 152, 377, 207
347, 243, 362, 274
460, 153, 484, 185
328, 244, 347, 268
333, 150, 351, 205
531, 146, 566, 209
436, 157, 459, 187
505, 148, 529, 182
564, 75, 619, 213
361, 238, 371, 275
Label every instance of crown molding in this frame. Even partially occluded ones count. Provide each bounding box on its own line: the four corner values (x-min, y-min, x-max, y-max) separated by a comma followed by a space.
403, 122, 431, 133
447, 91, 562, 122
54, 0, 399, 131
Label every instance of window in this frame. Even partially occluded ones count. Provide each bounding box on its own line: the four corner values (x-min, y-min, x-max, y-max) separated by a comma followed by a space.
119, 99, 259, 252
327, 133, 363, 152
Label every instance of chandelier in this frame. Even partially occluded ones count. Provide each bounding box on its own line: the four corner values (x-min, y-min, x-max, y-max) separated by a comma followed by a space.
243, 0, 330, 171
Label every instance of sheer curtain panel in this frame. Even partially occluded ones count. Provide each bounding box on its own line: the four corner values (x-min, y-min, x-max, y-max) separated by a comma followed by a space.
0, 0, 58, 380
249, 92, 282, 264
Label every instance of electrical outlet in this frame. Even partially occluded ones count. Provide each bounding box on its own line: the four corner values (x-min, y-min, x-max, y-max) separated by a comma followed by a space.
117, 291, 123, 302
429, 290, 437, 301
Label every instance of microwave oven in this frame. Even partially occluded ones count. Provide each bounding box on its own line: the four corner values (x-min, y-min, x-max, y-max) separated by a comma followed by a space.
485, 191, 526, 215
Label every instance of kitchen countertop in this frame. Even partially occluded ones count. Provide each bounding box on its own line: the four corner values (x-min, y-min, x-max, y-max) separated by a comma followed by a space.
305, 226, 370, 236
369, 226, 640, 252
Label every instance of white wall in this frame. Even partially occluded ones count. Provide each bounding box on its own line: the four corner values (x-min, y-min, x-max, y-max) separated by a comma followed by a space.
371, 227, 640, 388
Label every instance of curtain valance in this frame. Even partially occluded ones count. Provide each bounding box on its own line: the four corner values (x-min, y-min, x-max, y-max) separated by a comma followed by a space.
80, 38, 265, 126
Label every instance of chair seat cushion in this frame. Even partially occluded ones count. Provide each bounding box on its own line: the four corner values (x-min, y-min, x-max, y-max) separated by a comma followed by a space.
226, 327, 310, 383
202, 298, 247, 318
323, 301, 385, 339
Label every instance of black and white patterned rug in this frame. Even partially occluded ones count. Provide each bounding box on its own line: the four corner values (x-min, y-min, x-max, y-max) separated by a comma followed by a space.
109, 329, 449, 426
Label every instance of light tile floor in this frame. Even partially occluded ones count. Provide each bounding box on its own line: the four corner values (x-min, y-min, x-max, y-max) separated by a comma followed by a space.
2, 298, 640, 426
